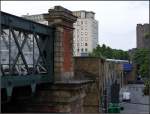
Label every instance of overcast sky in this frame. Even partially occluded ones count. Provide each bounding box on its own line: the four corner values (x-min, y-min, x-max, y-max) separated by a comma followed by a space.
1, 1, 149, 51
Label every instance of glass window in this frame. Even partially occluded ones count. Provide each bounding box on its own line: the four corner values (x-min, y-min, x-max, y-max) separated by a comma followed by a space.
81, 48, 84, 52
85, 48, 88, 52
85, 21, 87, 24
85, 43, 88, 46
85, 37, 88, 41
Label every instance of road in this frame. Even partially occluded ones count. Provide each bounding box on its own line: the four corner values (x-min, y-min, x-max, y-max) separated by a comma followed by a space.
120, 84, 150, 114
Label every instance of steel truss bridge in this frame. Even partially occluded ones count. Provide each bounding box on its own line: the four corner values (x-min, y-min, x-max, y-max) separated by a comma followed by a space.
0, 11, 54, 97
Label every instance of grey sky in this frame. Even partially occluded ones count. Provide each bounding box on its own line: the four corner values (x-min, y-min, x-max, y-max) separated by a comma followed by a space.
1, 1, 149, 51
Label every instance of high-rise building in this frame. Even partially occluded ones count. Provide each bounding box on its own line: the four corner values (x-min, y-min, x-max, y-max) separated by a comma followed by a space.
136, 23, 150, 49
73, 11, 98, 56
22, 10, 99, 56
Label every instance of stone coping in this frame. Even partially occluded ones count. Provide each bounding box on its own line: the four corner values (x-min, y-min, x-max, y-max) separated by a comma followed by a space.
54, 79, 94, 85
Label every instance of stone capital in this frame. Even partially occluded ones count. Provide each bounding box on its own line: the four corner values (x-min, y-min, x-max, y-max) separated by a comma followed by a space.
45, 6, 77, 27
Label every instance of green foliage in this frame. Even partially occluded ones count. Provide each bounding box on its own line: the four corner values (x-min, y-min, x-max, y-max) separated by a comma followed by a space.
144, 32, 150, 39
144, 80, 150, 87
132, 48, 150, 77
143, 80, 150, 95
89, 44, 129, 60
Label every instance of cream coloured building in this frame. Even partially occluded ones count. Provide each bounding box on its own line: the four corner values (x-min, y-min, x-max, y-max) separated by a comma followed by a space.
73, 11, 98, 56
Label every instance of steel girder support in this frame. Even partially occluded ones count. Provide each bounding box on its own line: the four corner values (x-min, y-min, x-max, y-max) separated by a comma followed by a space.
1, 11, 52, 35
0, 11, 54, 94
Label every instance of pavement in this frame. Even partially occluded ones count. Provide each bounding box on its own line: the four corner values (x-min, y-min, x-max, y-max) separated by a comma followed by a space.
120, 84, 150, 114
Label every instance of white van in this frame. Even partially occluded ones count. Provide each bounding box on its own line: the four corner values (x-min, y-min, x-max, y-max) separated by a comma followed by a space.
122, 92, 131, 102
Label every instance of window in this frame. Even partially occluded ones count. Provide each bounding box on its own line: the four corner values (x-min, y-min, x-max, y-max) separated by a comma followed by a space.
77, 49, 79, 52
77, 29, 79, 34
81, 48, 84, 52
85, 37, 88, 41
81, 21, 83, 24
2, 58, 6, 61
85, 21, 87, 24
85, 48, 88, 52
85, 43, 88, 46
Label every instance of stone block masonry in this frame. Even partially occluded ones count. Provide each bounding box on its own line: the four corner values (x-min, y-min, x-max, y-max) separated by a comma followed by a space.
45, 6, 77, 81
137, 23, 150, 49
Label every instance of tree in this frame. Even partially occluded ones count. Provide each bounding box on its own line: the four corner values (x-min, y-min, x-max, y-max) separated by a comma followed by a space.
132, 48, 150, 78
89, 44, 129, 60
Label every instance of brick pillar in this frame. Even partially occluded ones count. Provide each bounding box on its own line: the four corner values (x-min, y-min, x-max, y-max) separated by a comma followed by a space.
45, 6, 77, 81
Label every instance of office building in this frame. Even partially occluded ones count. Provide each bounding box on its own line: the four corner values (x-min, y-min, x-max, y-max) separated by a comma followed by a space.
73, 11, 98, 56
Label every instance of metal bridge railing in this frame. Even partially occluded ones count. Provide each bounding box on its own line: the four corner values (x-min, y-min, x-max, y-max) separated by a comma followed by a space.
0, 11, 54, 93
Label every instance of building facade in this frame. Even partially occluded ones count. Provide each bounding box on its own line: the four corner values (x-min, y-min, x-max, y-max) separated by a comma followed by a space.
136, 23, 150, 49
22, 14, 48, 25
73, 11, 98, 56
22, 10, 99, 57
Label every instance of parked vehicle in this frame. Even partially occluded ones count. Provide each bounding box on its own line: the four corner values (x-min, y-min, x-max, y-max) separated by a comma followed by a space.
122, 91, 131, 102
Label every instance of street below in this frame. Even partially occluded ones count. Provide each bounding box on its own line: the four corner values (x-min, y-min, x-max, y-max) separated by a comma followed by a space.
120, 84, 149, 114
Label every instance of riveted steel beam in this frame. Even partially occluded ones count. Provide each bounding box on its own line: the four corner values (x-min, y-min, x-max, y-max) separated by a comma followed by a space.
1, 11, 52, 35
0, 11, 54, 91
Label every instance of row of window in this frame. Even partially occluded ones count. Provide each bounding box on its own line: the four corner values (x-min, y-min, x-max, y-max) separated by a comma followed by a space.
77, 30, 88, 35
75, 43, 88, 46
81, 27, 88, 30
77, 48, 88, 52
76, 20, 87, 25
75, 37, 88, 41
